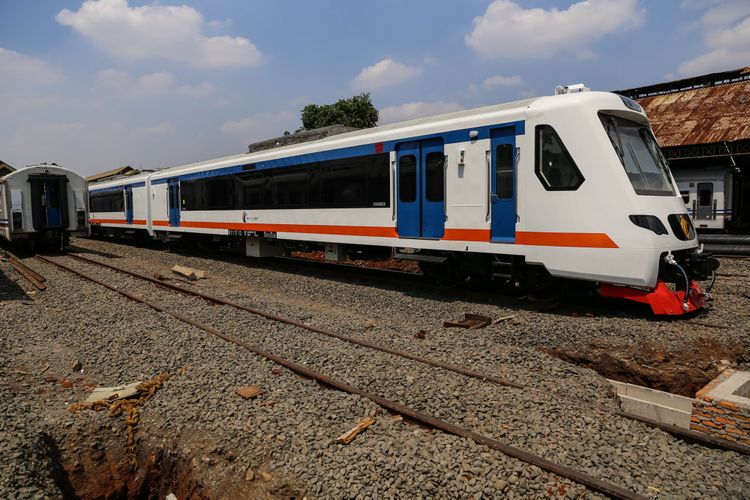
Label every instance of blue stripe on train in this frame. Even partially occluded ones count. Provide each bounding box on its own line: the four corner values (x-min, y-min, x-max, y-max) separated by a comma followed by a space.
90, 181, 146, 193
151, 120, 526, 184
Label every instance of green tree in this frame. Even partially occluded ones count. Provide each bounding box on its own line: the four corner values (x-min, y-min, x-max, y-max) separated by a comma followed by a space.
301, 93, 378, 130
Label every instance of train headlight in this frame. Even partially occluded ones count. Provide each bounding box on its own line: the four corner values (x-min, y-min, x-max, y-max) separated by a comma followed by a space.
667, 214, 695, 241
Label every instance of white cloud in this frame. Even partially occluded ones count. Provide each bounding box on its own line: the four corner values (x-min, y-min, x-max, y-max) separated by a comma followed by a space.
482, 74, 523, 88
379, 101, 464, 125
0, 47, 61, 87
220, 117, 258, 135
353, 59, 422, 89
465, 0, 644, 58
677, 1, 750, 76
220, 111, 297, 139
56, 0, 261, 69
95, 69, 217, 99
96, 69, 176, 97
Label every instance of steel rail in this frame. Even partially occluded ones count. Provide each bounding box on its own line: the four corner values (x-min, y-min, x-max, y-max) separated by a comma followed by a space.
617, 411, 750, 455
65, 252, 750, 456
2, 249, 47, 282
65, 252, 522, 389
36, 254, 645, 500
2, 251, 46, 291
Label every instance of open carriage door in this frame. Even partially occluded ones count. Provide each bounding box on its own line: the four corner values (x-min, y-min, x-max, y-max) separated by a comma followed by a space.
29, 175, 69, 230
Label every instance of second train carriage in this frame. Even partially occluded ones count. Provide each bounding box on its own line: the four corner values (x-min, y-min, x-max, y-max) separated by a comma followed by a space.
1, 163, 89, 245
674, 166, 750, 233
89, 88, 718, 315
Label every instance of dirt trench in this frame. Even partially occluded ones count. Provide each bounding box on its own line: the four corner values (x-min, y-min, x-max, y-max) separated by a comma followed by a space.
544, 335, 745, 397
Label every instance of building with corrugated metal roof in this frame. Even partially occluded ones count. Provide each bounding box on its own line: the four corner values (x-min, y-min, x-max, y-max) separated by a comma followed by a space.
0, 160, 15, 177
86, 165, 140, 182
618, 67, 750, 232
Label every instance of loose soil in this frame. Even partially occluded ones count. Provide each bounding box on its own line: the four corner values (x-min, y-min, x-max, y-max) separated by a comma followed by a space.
290, 250, 421, 273
544, 335, 745, 397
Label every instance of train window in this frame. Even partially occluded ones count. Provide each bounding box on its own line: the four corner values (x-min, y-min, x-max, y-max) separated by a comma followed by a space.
179, 152, 390, 212
205, 178, 232, 209
535, 125, 584, 191
399, 155, 417, 202
424, 152, 444, 202
496, 144, 514, 199
237, 171, 266, 209
89, 190, 124, 212
273, 167, 309, 207
680, 191, 690, 204
599, 113, 674, 196
321, 161, 366, 207
367, 155, 390, 207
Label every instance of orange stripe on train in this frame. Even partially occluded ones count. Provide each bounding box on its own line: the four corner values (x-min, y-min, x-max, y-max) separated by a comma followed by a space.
89, 218, 146, 225
178, 221, 399, 238
100, 219, 617, 248
515, 231, 618, 248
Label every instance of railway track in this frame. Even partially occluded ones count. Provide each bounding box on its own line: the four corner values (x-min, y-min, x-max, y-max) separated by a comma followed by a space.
60, 252, 750, 455
31, 251, 750, 496
1, 248, 46, 291
36, 252, 647, 499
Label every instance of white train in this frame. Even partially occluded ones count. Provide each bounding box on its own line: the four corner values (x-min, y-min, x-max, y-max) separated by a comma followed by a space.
89, 88, 718, 315
674, 167, 741, 232
1, 163, 89, 245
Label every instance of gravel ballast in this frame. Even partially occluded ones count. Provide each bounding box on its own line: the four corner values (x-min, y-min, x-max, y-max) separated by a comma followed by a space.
1, 237, 748, 498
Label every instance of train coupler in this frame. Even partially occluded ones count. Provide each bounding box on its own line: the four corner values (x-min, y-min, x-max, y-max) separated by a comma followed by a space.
599, 279, 707, 316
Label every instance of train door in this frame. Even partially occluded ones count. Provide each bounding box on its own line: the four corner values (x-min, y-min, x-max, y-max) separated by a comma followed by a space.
124, 185, 134, 224
396, 139, 445, 238
28, 175, 69, 229
696, 182, 713, 220
167, 178, 180, 227
490, 127, 517, 242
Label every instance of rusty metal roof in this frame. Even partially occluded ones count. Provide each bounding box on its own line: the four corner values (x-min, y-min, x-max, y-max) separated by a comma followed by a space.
86, 165, 139, 182
633, 69, 750, 148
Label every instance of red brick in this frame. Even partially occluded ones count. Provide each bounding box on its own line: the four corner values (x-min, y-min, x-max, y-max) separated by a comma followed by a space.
717, 400, 739, 411
691, 410, 712, 420
690, 416, 701, 424
690, 423, 710, 433
702, 420, 723, 429
726, 427, 748, 437
705, 406, 725, 415
715, 416, 737, 426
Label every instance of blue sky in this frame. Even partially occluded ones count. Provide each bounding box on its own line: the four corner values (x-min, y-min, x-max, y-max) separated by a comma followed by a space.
1, 0, 748, 175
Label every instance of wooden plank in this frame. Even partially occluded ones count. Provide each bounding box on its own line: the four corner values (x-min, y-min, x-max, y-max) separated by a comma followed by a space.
235, 385, 265, 399
171, 265, 204, 280
337, 417, 375, 444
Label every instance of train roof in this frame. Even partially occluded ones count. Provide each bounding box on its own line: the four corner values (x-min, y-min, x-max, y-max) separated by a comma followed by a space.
2, 163, 84, 182
144, 91, 632, 181
88, 171, 154, 190
149, 95, 549, 180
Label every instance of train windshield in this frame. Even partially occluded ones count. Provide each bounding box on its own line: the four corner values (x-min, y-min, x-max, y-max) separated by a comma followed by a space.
599, 113, 675, 196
